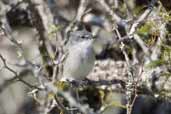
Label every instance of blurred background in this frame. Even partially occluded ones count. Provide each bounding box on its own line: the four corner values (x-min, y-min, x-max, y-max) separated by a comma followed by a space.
0, 0, 171, 114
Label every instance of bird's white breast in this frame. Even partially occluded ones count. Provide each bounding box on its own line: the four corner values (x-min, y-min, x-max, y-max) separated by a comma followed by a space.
62, 40, 95, 81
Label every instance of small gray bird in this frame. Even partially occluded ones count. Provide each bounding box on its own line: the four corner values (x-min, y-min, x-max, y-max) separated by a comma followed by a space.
60, 30, 96, 81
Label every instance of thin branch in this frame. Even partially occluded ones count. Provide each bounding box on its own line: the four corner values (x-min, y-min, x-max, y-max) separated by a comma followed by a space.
25, 0, 51, 63
69, 79, 126, 89
151, 23, 166, 60
24, 0, 54, 77
0, 54, 40, 92
129, 0, 158, 36
65, 0, 89, 38
133, 34, 150, 57
1, 20, 24, 54
96, 0, 126, 27
76, 0, 89, 22
45, 83, 95, 114
114, 28, 134, 114
0, 69, 30, 93
123, 0, 134, 19
54, 95, 70, 114
0, 11, 38, 73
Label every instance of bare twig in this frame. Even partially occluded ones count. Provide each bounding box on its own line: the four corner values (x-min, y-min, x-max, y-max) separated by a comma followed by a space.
76, 0, 89, 22
1, 19, 24, 55
25, 0, 54, 77
54, 95, 70, 114
114, 28, 134, 114
45, 83, 95, 114
96, 0, 124, 26
114, 0, 119, 9
129, 0, 158, 36
0, 54, 40, 92
151, 23, 166, 60
65, 0, 89, 38
68, 79, 125, 89
133, 34, 150, 58
123, 0, 134, 19
26, 0, 51, 61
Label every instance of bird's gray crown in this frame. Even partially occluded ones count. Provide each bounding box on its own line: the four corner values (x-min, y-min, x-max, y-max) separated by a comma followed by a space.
69, 30, 93, 43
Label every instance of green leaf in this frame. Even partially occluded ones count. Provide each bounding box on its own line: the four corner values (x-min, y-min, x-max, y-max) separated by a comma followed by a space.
137, 21, 154, 36
146, 59, 166, 68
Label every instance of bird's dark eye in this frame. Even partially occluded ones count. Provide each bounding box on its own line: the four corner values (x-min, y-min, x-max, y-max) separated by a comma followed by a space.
80, 35, 90, 39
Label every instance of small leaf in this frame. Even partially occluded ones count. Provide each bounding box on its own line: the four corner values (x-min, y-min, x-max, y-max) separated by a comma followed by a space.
137, 21, 154, 36
146, 60, 166, 68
